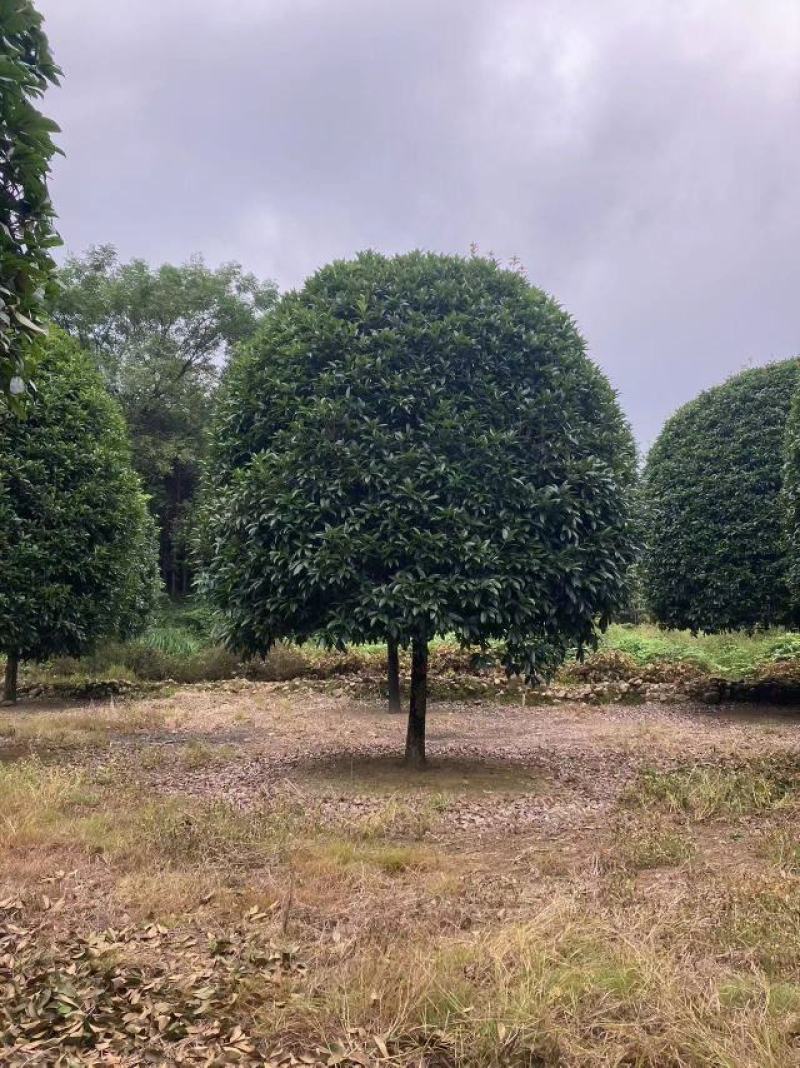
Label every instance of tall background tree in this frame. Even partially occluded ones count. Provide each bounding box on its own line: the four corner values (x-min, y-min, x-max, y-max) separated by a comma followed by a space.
0, 329, 158, 702
643, 359, 800, 632
201, 251, 637, 765
0, 0, 61, 404
50, 246, 278, 593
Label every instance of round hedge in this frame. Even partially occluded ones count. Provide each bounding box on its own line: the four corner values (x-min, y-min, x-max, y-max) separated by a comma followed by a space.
781, 376, 800, 607
642, 358, 800, 632
201, 250, 638, 681
0, 329, 159, 669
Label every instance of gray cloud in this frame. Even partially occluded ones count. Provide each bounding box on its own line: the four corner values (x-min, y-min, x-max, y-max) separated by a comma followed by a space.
39, 0, 800, 447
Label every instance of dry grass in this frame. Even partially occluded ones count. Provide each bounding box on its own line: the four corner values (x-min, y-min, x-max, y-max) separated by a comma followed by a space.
763, 829, 800, 874
713, 874, 800, 977
0, 700, 166, 752
177, 738, 238, 768
610, 815, 696, 871
0, 759, 104, 851
3, 692, 800, 1065
345, 796, 451, 841
296, 838, 438, 876
255, 898, 800, 1066
0, 758, 438, 887
115, 868, 282, 924
0, 759, 298, 865
626, 759, 799, 820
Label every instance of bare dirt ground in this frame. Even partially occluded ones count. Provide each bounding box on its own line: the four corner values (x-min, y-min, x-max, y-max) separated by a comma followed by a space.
3, 685, 800, 1065
81, 683, 800, 842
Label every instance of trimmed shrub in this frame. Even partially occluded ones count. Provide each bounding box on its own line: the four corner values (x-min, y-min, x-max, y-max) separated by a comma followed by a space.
0, 330, 159, 697
643, 359, 800, 633
782, 376, 800, 609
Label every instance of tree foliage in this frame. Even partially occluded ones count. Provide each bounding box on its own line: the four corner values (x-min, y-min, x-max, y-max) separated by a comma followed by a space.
643, 358, 800, 633
201, 251, 637, 761
0, 0, 61, 404
0, 329, 158, 698
50, 246, 278, 593
781, 370, 800, 609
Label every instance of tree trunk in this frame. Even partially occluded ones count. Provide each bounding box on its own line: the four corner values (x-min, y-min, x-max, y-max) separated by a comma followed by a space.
404, 637, 428, 767
387, 637, 401, 713
4, 652, 19, 704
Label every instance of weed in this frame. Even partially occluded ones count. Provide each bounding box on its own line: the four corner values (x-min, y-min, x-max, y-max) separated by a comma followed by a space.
252, 643, 314, 681
0, 760, 306, 868
627, 760, 797, 820
714, 877, 800, 976
178, 739, 237, 769
295, 838, 435, 875
351, 797, 449, 841
613, 817, 696, 870
0, 702, 165, 754
111, 798, 306, 868
597, 623, 800, 677
763, 829, 800, 874
0, 760, 103, 850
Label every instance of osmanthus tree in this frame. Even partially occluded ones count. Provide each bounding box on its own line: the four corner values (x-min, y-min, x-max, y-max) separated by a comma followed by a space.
780, 366, 800, 609
201, 251, 638, 765
0, 330, 159, 702
643, 358, 800, 633
0, 0, 62, 404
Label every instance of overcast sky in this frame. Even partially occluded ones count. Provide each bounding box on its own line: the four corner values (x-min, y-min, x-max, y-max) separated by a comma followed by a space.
38, 0, 799, 448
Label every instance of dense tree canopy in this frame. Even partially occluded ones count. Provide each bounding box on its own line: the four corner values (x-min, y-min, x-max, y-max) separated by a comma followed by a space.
642, 358, 800, 633
50, 246, 278, 593
0, 329, 158, 700
202, 251, 637, 763
781, 372, 800, 609
0, 0, 62, 404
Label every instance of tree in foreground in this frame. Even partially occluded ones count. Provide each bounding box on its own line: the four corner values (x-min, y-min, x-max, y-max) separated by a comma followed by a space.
643, 359, 800, 633
50, 246, 278, 594
0, 0, 61, 405
0, 330, 159, 701
201, 252, 637, 765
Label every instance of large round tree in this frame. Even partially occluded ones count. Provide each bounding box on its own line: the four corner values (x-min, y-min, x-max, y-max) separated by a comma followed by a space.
780, 369, 800, 609
202, 251, 637, 764
642, 358, 800, 633
0, 330, 159, 701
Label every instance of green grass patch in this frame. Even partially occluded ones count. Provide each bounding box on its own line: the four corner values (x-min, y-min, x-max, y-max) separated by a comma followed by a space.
299, 838, 435, 874
598, 624, 800, 678
626, 760, 798, 820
